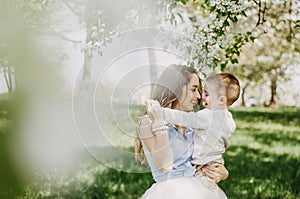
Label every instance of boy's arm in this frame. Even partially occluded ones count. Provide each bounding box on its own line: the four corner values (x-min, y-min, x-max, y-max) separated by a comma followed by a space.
163, 108, 210, 129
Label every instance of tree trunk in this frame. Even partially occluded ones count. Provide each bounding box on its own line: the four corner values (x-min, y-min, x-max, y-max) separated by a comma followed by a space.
80, 22, 93, 102
81, 51, 92, 99
241, 81, 250, 107
269, 76, 278, 108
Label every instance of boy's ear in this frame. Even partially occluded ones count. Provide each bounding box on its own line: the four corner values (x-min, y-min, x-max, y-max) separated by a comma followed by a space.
218, 96, 227, 105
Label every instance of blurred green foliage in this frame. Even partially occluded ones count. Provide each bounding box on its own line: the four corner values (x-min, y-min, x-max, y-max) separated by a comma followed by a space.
0, 94, 13, 133
0, 93, 24, 198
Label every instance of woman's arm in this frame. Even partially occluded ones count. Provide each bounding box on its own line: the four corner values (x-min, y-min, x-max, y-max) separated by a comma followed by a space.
139, 116, 174, 172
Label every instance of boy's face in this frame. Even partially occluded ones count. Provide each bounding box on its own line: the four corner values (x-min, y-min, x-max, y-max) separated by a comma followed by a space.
203, 82, 226, 110
203, 84, 213, 109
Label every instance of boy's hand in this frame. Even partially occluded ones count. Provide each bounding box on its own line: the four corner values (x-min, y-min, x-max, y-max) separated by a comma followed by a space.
202, 162, 228, 183
146, 99, 164, 122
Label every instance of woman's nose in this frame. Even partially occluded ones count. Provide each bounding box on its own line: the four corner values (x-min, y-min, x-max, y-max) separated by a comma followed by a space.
195, 90, 201, 99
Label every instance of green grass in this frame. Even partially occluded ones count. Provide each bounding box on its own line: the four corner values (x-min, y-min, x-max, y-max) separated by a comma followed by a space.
2, 105, 300, 198
220, 107, 300, 199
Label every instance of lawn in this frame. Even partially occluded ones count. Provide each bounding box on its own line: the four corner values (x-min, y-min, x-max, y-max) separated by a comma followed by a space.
220, 107, 300, 199
1, 102, 299, 198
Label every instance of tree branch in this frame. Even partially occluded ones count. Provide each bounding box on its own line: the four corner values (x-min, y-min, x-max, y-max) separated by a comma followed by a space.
40, 28, 82, 44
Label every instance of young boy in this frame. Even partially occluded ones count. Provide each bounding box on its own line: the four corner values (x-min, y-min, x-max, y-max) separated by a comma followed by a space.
148, 73, 240, 188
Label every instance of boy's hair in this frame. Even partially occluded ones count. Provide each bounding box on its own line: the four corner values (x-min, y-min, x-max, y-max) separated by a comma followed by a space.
207, 73, 240, 106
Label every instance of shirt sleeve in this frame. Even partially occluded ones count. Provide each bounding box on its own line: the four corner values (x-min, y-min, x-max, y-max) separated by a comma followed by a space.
223, 116, 236, 149
163, 108, 211, 129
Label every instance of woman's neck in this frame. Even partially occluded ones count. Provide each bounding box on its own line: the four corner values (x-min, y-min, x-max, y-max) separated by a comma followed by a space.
174, 124, 186, 139
172, 102, 189, 139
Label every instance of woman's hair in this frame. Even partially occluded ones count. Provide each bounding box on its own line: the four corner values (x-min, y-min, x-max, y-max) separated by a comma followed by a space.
135, 64, 202, 164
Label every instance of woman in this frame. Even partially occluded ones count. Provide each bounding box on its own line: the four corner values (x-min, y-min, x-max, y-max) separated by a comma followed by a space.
135, 65, 228, 198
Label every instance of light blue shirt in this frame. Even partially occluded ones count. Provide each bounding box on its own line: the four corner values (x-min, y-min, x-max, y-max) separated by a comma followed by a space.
140, 125, 196, 182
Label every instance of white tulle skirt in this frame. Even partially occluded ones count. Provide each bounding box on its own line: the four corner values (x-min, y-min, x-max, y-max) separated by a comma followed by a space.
141, 176, 227, 199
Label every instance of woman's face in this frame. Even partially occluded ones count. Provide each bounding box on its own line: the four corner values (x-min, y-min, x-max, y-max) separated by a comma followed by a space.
176, 73, 201, 111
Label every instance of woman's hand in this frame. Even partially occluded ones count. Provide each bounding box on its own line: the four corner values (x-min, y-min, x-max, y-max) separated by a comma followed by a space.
201, 162, 229, 183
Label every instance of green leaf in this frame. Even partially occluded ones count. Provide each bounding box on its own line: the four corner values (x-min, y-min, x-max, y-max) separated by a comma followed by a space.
230, 16, 238, 23
241, 10, 247, 17
225, 47, 233, 54
180, 0, 187, 5
222, 11, 228, 17
223, 20, 230, 27
210, 5, 217, 11
177, 13, 183, 21
217, 29, 224, 36
295, 20, 300, 28
231, 58, 239, 64
189, 61, 195, 68
202, 42, 209, 51
235, 36, 242, 43
287, 35, 292, 42
221, 61, 228, 71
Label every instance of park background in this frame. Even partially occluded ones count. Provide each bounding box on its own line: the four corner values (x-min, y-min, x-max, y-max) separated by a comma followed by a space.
0, 0, 299, 198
